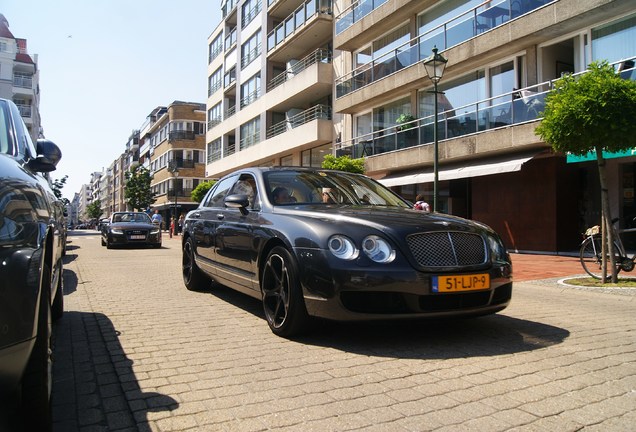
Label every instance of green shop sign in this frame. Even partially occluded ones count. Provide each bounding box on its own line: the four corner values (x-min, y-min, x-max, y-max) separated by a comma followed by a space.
567, 148, 636, 163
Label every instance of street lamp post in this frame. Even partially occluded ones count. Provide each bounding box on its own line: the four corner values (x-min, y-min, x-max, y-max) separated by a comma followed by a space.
422, 46, 448, 212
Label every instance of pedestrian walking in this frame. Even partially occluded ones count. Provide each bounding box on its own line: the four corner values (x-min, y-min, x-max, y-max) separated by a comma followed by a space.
413, 194, 430, 212
177, 214, 185, 235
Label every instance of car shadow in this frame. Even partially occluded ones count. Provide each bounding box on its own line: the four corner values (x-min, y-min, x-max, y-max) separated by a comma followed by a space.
205, 284, 569, 359
52, 274, 178, 431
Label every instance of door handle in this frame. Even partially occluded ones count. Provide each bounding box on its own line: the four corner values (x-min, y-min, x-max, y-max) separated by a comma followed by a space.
191, 212, 201, 218
217, 214, 225, 220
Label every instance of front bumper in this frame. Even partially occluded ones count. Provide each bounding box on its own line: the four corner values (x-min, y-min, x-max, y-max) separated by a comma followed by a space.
295, 247, 512, 322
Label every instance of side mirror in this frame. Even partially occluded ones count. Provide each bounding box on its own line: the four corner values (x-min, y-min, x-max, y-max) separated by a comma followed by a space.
28, 139, 62, 172
225, 194, 250, 215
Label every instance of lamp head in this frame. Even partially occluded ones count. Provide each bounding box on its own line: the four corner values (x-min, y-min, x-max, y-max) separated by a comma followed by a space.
423, 46, 448, 84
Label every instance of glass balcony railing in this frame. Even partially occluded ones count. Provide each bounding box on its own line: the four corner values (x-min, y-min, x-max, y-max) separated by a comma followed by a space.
168, 131, 196, 141
266, 104, 332, 139
335, 0, 387, 35
267, 48, 332, 92
267, 0, 332, 52
335, 0, 554, 98
335, 61, 636, 158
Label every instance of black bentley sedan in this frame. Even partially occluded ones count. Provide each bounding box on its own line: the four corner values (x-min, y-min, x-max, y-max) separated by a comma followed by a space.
182, 167, 512, 337
101, 211, 162, 249
0, 98, 65, 429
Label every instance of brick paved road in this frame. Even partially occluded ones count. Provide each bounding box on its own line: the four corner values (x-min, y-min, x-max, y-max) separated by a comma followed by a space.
49, 230, 636, 431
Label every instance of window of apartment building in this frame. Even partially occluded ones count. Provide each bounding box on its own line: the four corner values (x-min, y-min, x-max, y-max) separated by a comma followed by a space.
591, 13, 636, 64
375, 97, 411, 130
301, 143, 331, 167
208, 138, 222, 163
418, 0, 482, 35
241, 31, 261, 69
280, 154, 294, 166
240, 73, 261, 108
209, 33, 223, 63
209, 67, 223, 96
242, 0, 261, 28
0, 41, 7, 52
224, 66, 236, 88
417, 60, 517, 118
240, 116, 261, 150
208, 103, 223, 128
355, 24, 410, 68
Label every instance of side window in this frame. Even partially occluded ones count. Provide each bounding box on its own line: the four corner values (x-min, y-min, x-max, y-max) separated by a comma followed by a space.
230, 174, 260, 211
201, 175, 237, 208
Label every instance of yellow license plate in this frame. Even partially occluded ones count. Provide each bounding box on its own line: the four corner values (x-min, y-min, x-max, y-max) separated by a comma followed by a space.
432, 274, 490, 292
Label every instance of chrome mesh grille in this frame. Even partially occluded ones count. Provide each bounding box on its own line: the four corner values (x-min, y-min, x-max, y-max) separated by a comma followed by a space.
406, 232, 486, 267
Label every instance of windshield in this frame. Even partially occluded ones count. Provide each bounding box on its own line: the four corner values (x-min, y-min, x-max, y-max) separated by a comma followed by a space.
263, 170, 411, 207
112, 213, 152, 223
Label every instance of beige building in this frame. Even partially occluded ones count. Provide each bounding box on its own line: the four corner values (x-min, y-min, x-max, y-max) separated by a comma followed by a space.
204, 0, 635, 253
331, 0, 636, 253
145, 101, 208, 224
204, 0, 336, 179
0, 14, 42, 142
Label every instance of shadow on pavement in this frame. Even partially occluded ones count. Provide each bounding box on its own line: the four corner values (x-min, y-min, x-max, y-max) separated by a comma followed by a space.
200, 284, 570, 359
52, 271, 178, 431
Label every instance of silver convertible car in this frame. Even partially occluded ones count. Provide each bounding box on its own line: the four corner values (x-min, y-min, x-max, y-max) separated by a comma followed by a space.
182, 167, 512, 337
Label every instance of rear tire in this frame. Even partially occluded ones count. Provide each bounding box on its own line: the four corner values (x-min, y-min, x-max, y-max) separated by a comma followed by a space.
579, 236, 623, 279
182, 237, 210, 291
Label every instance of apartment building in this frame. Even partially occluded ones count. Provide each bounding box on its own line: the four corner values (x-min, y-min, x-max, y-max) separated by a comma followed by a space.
0, 14, 41, 142
205, 0, 336, 178
333, 0, 636, 252
143, 101, 208, 224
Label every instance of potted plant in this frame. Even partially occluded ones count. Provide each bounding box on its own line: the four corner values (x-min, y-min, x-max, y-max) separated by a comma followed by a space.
395, 113, 416, 131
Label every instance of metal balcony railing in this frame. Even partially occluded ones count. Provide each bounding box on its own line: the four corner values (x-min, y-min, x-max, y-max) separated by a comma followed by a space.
241, 43, 261, 69
267, 48, 332, 92
168, 188, 194, 198
267, 0, 332, 52
16, 104, 32, 118
242, 0, 262, 28
335, 60, 636, 158
240, 89, 261, 108
13, 75, 33, 89
267, 104, 331, 139
335, 0, 555, 98
168, 131, 196, 141
222, 0, 238, 18
225, 27, 237, 51
168, 158, 196, 169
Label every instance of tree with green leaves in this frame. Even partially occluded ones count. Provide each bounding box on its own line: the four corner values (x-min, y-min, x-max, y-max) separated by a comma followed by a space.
125, 165, 156, 211
191, 180, 216, 203
51, 175, 70, 205
535, 61, 636, 282
86, 199, 103, 220
322, 154, 365, 174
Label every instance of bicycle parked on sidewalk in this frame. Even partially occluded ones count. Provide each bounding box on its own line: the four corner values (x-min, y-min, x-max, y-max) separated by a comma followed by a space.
579, 218, 636, 279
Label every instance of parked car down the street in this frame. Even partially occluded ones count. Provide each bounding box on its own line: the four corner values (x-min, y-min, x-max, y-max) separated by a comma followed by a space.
0, 98, 65, 430
101, 211, 162, 249
181, 167, 513, 337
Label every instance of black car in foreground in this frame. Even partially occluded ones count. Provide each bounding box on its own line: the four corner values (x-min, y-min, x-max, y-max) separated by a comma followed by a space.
101, 211, 162, 249
0, 98, 65, 430
182, 167, 512, 337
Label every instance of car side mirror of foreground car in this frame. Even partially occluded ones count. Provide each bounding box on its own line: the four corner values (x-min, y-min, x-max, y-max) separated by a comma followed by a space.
225, 194, 250, 215
28, 139, 62, 173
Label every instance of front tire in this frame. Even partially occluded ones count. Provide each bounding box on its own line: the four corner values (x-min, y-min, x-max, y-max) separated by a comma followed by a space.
261, 246, 309, 338
182, 237, 210, 291
579, 236, 623, 279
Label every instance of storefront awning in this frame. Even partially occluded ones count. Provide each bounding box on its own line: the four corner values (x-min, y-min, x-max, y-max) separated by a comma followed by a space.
379, 153, 538, 187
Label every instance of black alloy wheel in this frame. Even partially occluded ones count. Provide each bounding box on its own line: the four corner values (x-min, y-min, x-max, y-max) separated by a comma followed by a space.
182, 237, 209, 291
261, 246, 309, 337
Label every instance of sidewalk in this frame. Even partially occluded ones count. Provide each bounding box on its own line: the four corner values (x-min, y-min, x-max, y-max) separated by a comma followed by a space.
510, 253, 584, 281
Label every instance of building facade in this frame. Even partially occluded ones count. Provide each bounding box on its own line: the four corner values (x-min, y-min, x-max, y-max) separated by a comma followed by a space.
0, 14, 42, 142
204, 0, 337, 179
331, 0, 636, 253
145, 101, 208, 225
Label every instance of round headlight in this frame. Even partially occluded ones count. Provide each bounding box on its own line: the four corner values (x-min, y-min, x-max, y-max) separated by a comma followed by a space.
328, 235, 358, 260
362, 235, 395, 263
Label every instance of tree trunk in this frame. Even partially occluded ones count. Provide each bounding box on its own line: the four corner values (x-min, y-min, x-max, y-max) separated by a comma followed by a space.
596, 146, 618, 283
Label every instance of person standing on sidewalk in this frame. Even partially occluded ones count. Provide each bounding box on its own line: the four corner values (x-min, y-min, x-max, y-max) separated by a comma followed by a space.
177, 214, 185, 235
151, 210, 163, 230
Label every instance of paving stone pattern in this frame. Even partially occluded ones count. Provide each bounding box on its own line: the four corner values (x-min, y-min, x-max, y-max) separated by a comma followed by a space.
52, 232, 636, 431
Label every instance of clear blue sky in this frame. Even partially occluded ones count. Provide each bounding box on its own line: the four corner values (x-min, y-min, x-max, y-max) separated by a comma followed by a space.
3, 0, 220, 200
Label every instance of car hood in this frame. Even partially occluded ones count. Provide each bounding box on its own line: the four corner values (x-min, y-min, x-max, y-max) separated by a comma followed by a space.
275, 205, 492, 236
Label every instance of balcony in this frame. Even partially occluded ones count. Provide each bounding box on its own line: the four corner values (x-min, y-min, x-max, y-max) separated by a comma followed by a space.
335, 0, 387, 35
13, 75, 33, 89
267, 104, 332, 139
267, 48, 331, 92
168, 131, 196, 142
167, 188, 194, 199
16, 103, 32, 119
336, 60, 636, 159
335, 0, 555, 99
266, 0, 333, 63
